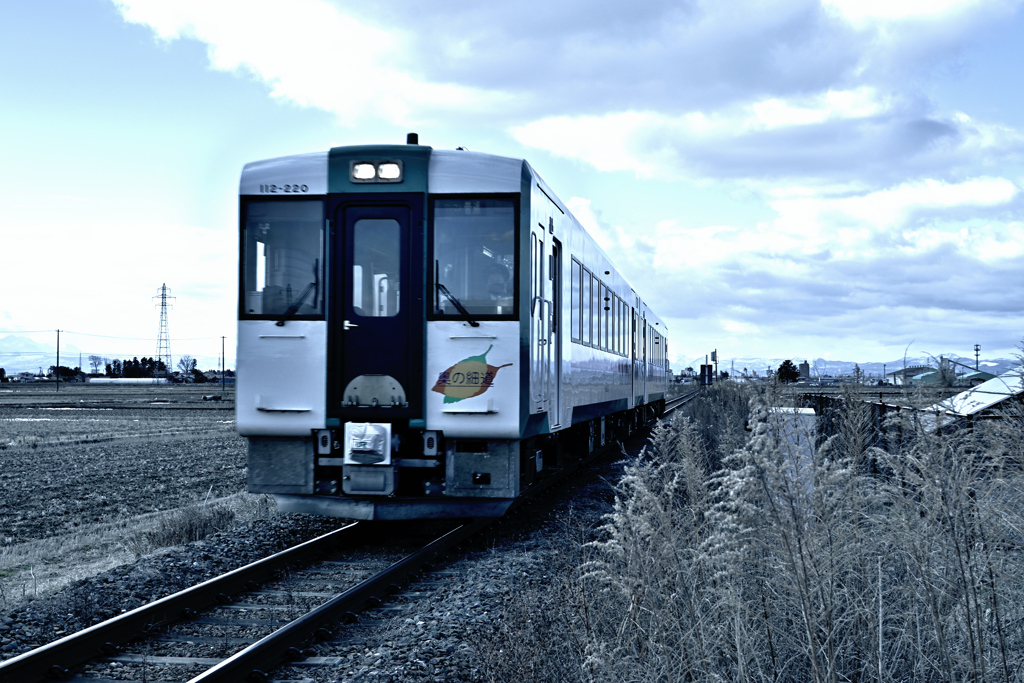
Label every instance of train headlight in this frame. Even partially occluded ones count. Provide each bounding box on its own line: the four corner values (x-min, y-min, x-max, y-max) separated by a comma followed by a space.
377, 162, 402, 180
352, 162, 376, 180
350, 160, 404, 183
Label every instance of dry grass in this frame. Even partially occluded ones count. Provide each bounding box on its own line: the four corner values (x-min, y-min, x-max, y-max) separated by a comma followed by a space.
0, 492, 275, 610
480, 383, 1024, 682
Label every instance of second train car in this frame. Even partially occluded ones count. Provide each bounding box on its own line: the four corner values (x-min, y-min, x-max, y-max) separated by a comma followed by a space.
237, 135, 669, 519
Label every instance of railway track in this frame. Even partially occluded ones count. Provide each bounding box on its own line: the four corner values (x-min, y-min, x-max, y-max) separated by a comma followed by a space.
0, 520, 483, 682
2, 397, 698, 682
664, 388, 701, 414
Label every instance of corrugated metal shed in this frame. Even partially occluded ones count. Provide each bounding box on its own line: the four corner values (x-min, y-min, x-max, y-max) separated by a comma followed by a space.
928, 368, 1024, 417
958, 370, 996, 385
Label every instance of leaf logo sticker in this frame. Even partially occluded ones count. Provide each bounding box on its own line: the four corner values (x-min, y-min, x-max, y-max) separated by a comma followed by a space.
431, 345, 513, 404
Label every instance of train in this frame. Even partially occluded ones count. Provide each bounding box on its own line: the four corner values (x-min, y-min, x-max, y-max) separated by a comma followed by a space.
236, 134, 669, 520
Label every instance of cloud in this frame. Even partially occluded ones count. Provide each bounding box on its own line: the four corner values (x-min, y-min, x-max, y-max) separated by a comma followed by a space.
587, 173, 1024, 359
768, 177, 1022, 253
512, 102, 1024, 186
112, 0, 510, 125
0, 213, 233, 344
823, 0, 1000, 26
106, 0, 1024, 361
112, 0, 1021, 124
112, 0, 1024, 192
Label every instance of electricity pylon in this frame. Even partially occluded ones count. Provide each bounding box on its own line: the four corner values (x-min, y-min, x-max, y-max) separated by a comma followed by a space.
154, 284, 175, 379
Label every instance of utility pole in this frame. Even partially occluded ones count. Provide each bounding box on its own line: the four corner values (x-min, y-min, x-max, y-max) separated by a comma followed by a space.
974, 344, 980, 371
55, 329, 59, 393
153, 284, 175, 380
221, 336, 226, 395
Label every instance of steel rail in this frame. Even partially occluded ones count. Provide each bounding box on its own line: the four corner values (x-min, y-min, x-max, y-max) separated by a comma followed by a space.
190, 519, 491, 682
665, 388, 700, 413
0, 521, 362, 683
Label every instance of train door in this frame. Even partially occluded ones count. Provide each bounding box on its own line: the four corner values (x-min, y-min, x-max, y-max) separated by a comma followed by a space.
630, 310, 637, 405
550, 239, 562, 425
633, 309, 642, 405
642, 318, 648, 401
529, 225, 549, 413
328, 200, 423, 417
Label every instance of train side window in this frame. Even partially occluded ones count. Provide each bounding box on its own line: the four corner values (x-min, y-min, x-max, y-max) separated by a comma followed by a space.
571, 259, 581, 343
242, 199, 324, 319
598, 283, 605, 351
531, 233, 539, 306
621, 300, 627, 356
592, 279, 601, 350
582, 269, 591, 346
602, 285, 610, 351
613, 298, 619, 355
630, 309, 635, 357
609, 294, 615, 353
616, 298, 623, 356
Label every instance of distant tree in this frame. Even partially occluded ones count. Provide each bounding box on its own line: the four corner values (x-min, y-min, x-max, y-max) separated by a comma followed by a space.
777, 359, 800, 383
178, 355, 197, 383
720, 371, 730, 380
125, 357, 142, 378
48, 365, 79, 380
138, 356, 159, 378
88, 355, 104, 375
0, 368, 6, 383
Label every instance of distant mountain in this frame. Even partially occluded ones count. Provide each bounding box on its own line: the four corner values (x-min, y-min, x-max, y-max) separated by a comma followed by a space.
694, 354, 1019, 379
0, 335, 53, 354
0, 335, 65, 376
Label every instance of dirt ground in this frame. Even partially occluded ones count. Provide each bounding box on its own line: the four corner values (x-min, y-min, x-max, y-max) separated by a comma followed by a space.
0, 383, 246, 546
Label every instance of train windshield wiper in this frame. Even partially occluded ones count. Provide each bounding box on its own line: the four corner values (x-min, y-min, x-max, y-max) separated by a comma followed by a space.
276, 259, 319, 327
437, 282, 480, 327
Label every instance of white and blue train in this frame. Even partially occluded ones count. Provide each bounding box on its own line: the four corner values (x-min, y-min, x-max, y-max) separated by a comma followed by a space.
237, 135, 669, 519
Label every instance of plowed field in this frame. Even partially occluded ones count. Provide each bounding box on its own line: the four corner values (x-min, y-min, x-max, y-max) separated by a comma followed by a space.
0, 384, 245, 545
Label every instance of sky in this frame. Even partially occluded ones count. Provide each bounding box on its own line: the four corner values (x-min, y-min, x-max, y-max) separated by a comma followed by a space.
2, 0, 1024, 372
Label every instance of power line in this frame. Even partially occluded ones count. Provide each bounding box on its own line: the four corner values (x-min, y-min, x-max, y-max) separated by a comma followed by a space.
0, 330, 234, 341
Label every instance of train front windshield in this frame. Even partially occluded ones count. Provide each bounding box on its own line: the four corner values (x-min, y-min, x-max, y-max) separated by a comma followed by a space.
241, 200, 325, 319
433, 198, 516, 317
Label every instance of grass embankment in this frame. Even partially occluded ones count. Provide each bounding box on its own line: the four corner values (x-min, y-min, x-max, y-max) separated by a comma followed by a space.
482, 383, 1024, 682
